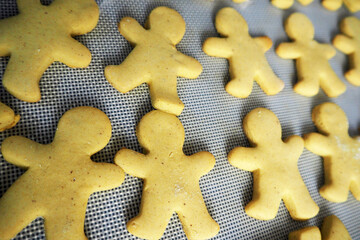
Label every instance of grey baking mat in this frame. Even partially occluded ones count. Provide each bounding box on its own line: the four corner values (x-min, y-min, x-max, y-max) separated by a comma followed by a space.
1, 0, 360, 239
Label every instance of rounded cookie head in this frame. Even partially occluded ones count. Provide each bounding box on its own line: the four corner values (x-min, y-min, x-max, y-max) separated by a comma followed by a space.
312, 102, 349, 136
215, 7, 248, 36
243, 108, 282, 144
52, 0, 99, 34
147, 6, 186, 45
341, 16, 360, 39
53, 106, 112, 154
136, 110, 185, 152
285, 13, 314, 41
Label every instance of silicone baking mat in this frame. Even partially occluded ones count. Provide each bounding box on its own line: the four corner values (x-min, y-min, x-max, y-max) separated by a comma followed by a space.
1, 0, 360, 239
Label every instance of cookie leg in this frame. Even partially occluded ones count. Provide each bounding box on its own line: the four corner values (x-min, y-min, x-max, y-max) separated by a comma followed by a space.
283, 181, 319, 220
44, 204, 88, 240
149, 75, 184, 116
0, 183, 40, 239
245, 172, 282, 220
177, 194, 219, 239
293, 73, 320, 97
2, 51, 53, 102
320, 164, 351, 202
256, 64, 284, 95
320, 67, 346, 97
126, 194, 173, 239
322, 0, 343, 10
350, 179, 360, 201
345, 69, 360, 86
225, 61, 255, 98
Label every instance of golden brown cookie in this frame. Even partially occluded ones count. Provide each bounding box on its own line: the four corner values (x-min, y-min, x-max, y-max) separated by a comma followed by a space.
333, 16, 360, 86
228, 108, 319, 220
304, 102, 360, 202
115, 110, 219, 240
0, 102, 19, 132
203, 7, 284, 98
276, 13, 346, 97
0, 106, 125, 239
0, 0, 99, 102
105, 7, 202, 116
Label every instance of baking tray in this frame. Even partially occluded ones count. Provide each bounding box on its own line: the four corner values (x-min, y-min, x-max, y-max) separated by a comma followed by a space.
0, 0, 360, 239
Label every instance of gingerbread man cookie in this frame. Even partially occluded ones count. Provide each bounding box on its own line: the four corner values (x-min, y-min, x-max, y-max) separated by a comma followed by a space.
304, 102, 360, 202
115, 110, 219, 240
105, 7, 202, 116
271, 0, 314, 9
203, 7, 284, 98
0, 0, 99, 102
289, 215, 352, 240
228, 108, 319, 220
0, 102, 19, 132
333, 16, 360, 86
0, 107, 125, 239
322, 0, 360, 12
276, 13, 346, 97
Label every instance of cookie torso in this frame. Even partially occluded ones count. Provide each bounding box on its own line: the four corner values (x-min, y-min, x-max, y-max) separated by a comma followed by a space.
295, 40, 332, 72
228, 33, 268, 72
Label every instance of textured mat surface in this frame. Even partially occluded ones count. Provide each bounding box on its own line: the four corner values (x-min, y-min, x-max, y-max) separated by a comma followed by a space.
0, 0, 360, 239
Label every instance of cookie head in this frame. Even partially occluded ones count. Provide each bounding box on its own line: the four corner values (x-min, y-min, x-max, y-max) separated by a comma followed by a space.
312, 102, 349, 135
53, 106, 112, 154
55, 0, 99, 34
341, 16, 360, 39
147, 6, 186, 45
243, 108, 282, 144
136, 110, 185, 152
285, 13, 314, 41
216, 7, 248, 36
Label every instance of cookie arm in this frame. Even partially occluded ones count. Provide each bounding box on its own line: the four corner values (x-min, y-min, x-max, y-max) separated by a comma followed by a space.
16, 0, 41, 13
303, 133, 333, 156
114, 148, 148, 178
254, 36, 273, 52
118, 17, 146, 45
276, 42, 302, 59
53, 37, 92, 68
89, 163, 125, 191
228, 147, 260, 171
333, 34, 355, 54
202, 37, 233, 58
188, 151, 215, 177
0, 102, 20, 132
284, 135, 304, 161
321, 44, 337, 59
1, 136, 41, 168
174, 52, 203, 79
